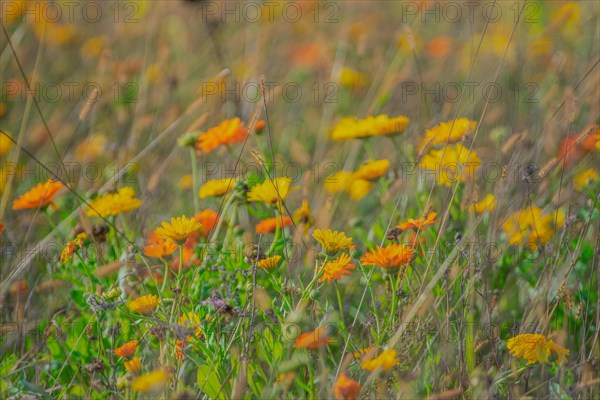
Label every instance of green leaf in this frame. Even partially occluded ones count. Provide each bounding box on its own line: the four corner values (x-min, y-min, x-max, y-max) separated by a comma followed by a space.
197, 365, 223, 400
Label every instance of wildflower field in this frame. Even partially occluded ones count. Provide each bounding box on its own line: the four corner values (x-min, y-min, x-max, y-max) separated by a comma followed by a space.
1, 1, 600, 399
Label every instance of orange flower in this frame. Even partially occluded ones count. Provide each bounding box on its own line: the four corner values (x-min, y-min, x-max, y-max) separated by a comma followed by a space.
557, 135, 584, 167
0, 222, 5, 237
175, 339, 186, 361
396, 211, 437, 231
361, 244, 414, 269
143, 232, 178, 259
295, 327, 332, 350
319, 253, 355, 284
12, 179, 64, 210
115, 341, 138, 358
426, 36, 452, 58
194, 209, 220, 237
196, 118, 248, 153
255, 216, 293, 234
333, 374, 361, 400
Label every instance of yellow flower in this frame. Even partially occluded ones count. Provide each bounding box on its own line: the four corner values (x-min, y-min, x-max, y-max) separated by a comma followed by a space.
124, 357, 142, 374
418, 118, 476, 150
507, 334, 569, 364
419, 143, 481, 186
258, 255, 282, 270
293, 200, 314, 230
0, 130, 14, 156
331, 114, 410, 141
178, 312, 203, 339
154, 215, 202, 245
359, 348, 399, 372
470, 194, 496, 214
247, 177, 295, 205
198, 178, 235, 198
131, 369, 171, 393
128, 295, 159, 316
75, 134, 107, 161
502, 207, 564, 248
361, 244, 414, 269
319, 253, 355, 284
353, 159, 390, 181
339, 67, 367, 89
324, 171, 354, 194
313, 229, 353, 255
347, 179, 373, 200
574, 168, 598, 191
86, 187, 142, 218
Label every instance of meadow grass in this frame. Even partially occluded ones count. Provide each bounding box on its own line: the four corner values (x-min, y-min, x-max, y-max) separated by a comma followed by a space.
0, 1, 599, 399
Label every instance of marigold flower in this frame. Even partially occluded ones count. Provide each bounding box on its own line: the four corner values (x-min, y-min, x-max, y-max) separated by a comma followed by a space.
258, 255, 282, 269
324, 171, 354, 194
293, 199, 314, 231
194, 209, 220, 237
353, 159, 390, 181
115, 341, 138, 358
60, 235, 86, 263
397, 211, 438, 231
574, 168, 598, 191
507, 334, 569, 364
13, 179, 64, 210
347, 179, 374, 200
86, 187, 142, 218
313, 229, 353, 255
319, 253, 355, 284
255, 216, 293, 234
143, 232, 178, 259
333, 373, 361, 400
155, 215, 202, 245
128, 294, 159, 316
295, 327, 332, 350
198, 178, 236, 198
124, 357, 142, 374
581, 128, 599, 151
196, 118, 248, 153
361, 244, 414, 269
247, 177, 295, 205
470, 194, 496, 214
331, 115, 410, 140
131, 369, 171, 393
502, 207, 564, 248
418, 118, 476, 150
419, 143, 481, 186
360, 348, 399, 372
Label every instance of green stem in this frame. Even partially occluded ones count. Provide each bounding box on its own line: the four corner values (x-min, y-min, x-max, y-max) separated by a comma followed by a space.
160, 259, 170, 293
